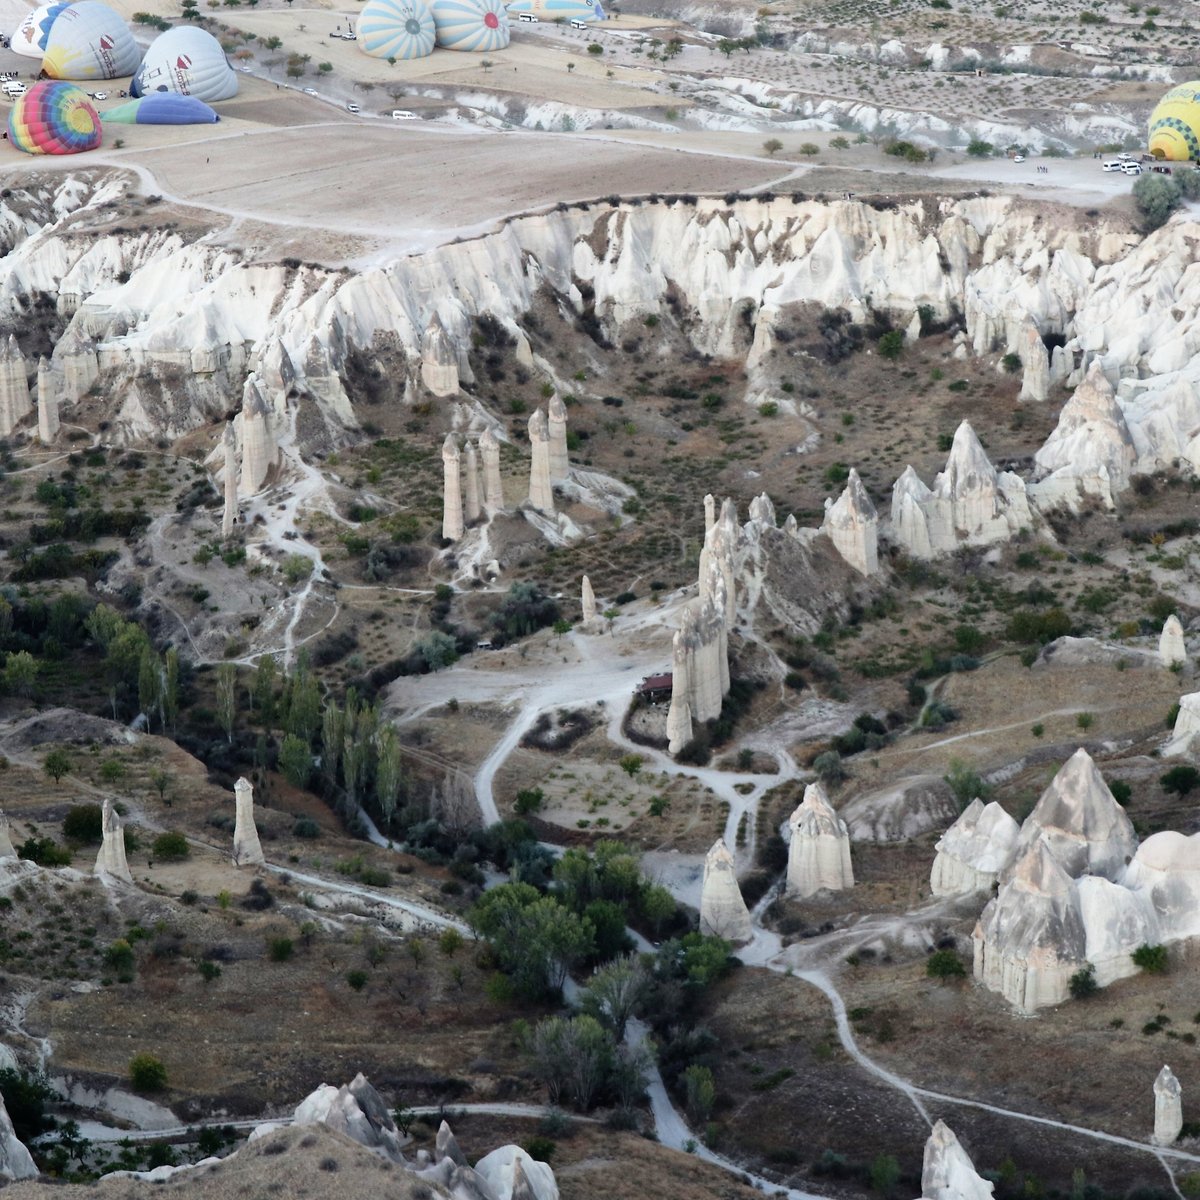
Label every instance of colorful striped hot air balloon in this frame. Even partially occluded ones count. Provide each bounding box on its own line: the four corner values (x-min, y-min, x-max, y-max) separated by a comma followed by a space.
1149, 83, 1200, 161
360, 0, 436, 60
432, 0, 509, 52
8, 81, 101, 154
41, 1, 140, 80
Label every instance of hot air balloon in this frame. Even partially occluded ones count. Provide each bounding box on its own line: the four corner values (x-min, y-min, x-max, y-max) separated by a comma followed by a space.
8, 80, 101, 154
1149, 83, 1200, 161
41, 1, 139, 80
505, 0, 601, 20
103, 93, 219, 124
360, 0, 436, 60
11, 2, 71, 59
432, 0, 509, 52
132, 26, 238, 103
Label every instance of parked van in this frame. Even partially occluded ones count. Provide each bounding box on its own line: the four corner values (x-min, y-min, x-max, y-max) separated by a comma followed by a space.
3, 82, 26, 98
1101, 160, 1123, 172
569, 17, 588, 27
1122, 161, 1143, 176
392, 109, 417, 120
517, 11, 538, 20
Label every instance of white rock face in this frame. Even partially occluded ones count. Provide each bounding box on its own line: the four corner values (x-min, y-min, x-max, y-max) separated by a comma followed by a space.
842, 775, 959, 844
1124, 831, 1200, 944
821, 468, 879, 576
1017, 320, 1050, 404
94, 798, 132, 883
474, 1144, 559, 1200
890, 422, 1030, 559
699, 498, 738, 631
1160, 615, 1186, 668
239, 380, 278, 497
442, 434, 464, 542
463, 441, 482, 524
1031, 363, 1135, 510
1153, 1065, 1183, 1146
232, 776, 265, 867
699, 838, 752, 943
666, 594, 728, 753
703, 493, 715, 533
0, 335, 30, 437
973, 838, 1087, 1013
547, 393, 569, 482
0, 809, 14, 859
288, 1073, 407, 1162
786, 781, 854, 897
1166, 692, 1200, 755
0, 1090, 37, 1183
420, 313, 459, 397
1010, 748, 1137, 882
56, 325, 98, 403
480, 426, 505, 512
527, 408, 555, 514
580, 575, 596, 626
221, 421, 238, 539
1077, 874, 1159, 987
36, 356, 58, 444
930, 799, 1020, 896
919, 1120, 993, 1200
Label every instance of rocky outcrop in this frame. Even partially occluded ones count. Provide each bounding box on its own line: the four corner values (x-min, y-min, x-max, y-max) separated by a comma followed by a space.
930, 799, 1020, 896
919, 1120, 993, 1200
56, 325, 98, 403
442, 434, 464, 542
239, 380, 278, 497
786, 781, 854, 897
580, 575, 596, 626
282, 1073, 407, 1162
232, 776, 265, 867
1017, 319, 1050, 404
420, 314, 459, 397
221, 421, 238, 539
475, 1144, 559, 1200
1076, 873, 1159, 987
1031, 363, 1135, 510
527, 408, 554, 514
666, 596, 728, 754
699, 498, 738, 630
699, 838, 752, 943
973, 838, 1087, 1013
94, 798, 132, 884
480, 426, 504, 512
1009, 748, 1137, 882
842, 775, 959, 843
464, 441, 482, 524
1123, 831, 1200, 945
0, 335, 30, 437
0, 809, 14, 859
1166, 692, 1200, 755
0, 1090, 37, 1183
1160, 614, 1186, 668
36, 356, 58, 444
821, 468, 879, 576
1154, 1065, 1182, 1147
890, 421, 1031, 559
547, 393, 569, 482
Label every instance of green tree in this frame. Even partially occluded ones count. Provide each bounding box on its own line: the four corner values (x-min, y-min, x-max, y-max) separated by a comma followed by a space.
683, 1064, 715, 1124
1161, 765, 1200, 796
414, 630, 459, 671
286, 668, 321, 743
1132, 172, 1182, 232
164, 648, 180, 732
944, 758, 991, 808
869, 1153, 901, 1197
216, 662, 237, 743
254, 654, 278, 731
528, 1014, 613, 1110
375, 724, 404, 828
1068, 962, 1098, 999
138, 646, 163, 729
1133, 943, 1169, 973
877, 330, 904, 361
926, 949, 966, 981
581, 955, 646, 1039
129, 1053, 167, 1092
966, 137, 993, 157
762, 137, 783, 157
279, 733, 313, 790
152, 831, 189, 862
322, 701, 345, 785
43, 747, 71, 784
3, 650, 38, 698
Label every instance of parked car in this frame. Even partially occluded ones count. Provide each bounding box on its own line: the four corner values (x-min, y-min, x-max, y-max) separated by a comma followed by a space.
346, 102, 360, 113
91, 91, 107, 100
1152, 164, 1172, 174
1012, 154, 1025, 163
303, 87, 318, 95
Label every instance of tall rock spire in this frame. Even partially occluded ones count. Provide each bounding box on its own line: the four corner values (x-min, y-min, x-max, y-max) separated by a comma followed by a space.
221, 422, 238, 539
0, 335, 30, 437
463, 441, 482, 523
527, 408, 555, 514
699, 838, 752, 943
232, 777, 265, 867
239, 380, 278, 497
94, 798, 132, 884
442, 434, 464, 542
36, 357, 58, 444
547, 393, 569, 482
786, 782, 854, 897
1153, 1065, 1183, 1146
821, 467, 879, 576
420, 313, 459, 397
480, 426, 504, 512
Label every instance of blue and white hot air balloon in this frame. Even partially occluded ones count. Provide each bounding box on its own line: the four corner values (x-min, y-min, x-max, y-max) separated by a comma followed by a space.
432, 0, 509, 52
505, 0, 602, 20
360, 0, 436, 60
41, 1, 140, 80
132, 26, 238, 102
11, 2, 71, 60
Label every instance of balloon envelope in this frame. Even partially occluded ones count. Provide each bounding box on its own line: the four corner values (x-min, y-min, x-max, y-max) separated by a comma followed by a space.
432, 0, 509, 51
1149, 82, 1200, 161
360, 0, 435, 60
11, 2, 71, 59
41, 1, 140, 80
103, 93, 219, 124
505, 0, 601, 18
9, 80, 101, 154
132, 26, 238, 102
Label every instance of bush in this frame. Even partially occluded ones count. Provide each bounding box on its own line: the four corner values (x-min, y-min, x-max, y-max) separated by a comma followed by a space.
966, 137, 994, 158
515, 788, 544, 815
346, 969, 368, 991
1110, 780, 1132, 806
152, 831, 189, 862
17, 837, 71, 867
1161, 765, 1200, 796
1133, 944, 1169, 974
293, 817, 321, 839
129, 1052, 168, 1092
1133, 172, 1182, 232
268, 937, 294, 962
63, 804, 104, 844
1068, 963, 1098, 1000
926, 949, 966, 981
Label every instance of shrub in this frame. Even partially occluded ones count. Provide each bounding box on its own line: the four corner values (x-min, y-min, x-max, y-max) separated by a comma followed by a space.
1161, 765, 1200, 796
268, 937, 294, 962
197, 960, 221, 983
1133, 944, 1169, 974
105, 939, 136, 976
129, 1053, 167, 1092
152, 832, 189, 862
515, 788, 544, 815
63, 804, 103, 844
346, 969, 368, 991
1110, 780, 1132, 806
17, 837, 71, 867
1068, 963, 1098, 1000
926, 949, 966, 981
523, 1135, 557, 1162
812, 750, 845, 784
877, 330, 904, 361
293, 817, 321, 839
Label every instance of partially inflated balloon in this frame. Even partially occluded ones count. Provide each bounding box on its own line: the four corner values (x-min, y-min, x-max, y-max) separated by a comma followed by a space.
360, 0, 435, 60
8, 81, 101, 154
132, 26, 238, 102
11, 2, 72, 59
41, 1, 140, 80
432, 0, 509, 52
1149, 83, 1200, 161
103, 93, 219, 124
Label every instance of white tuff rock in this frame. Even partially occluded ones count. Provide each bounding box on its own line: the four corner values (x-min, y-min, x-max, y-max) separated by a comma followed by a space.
786, 781, 854, 897
1153, 1065, 1183, 1147
442, 434, 464, 542
463, 441, 482, 524
1031, 363, 1135, 510
919, 1120, 993, 1200
0, 335, 30, 437
1017, 320, 1050, 404
930, 799, 1020, 896
821, 467, 879, 576
1166, 692, 1200, 755
474, 1144, 559, 1200
527, 408, 555, 514
232, 776, 265, 867
420, 313, 459, 397
0, 1089, 37, 1183
547, 393, 569, 482
480, 426, 505, 512
699, 839, 752, 943
1009, 748, 1136, 882
1123, 831, 1200, 945
56, 325, 98, 403
1160, 615, 1186, 668
285, 1073, 407, 1162
666, 593, 729, 754
239, 380, 278, 497
36, 356, 58, 444
94, 798, 132, 884
580, 575, 596, 627
0, 809, 13, 859
221, 421, 238, 539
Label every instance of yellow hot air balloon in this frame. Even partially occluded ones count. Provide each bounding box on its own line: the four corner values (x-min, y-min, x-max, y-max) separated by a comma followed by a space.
1149, 82, 1200, 161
